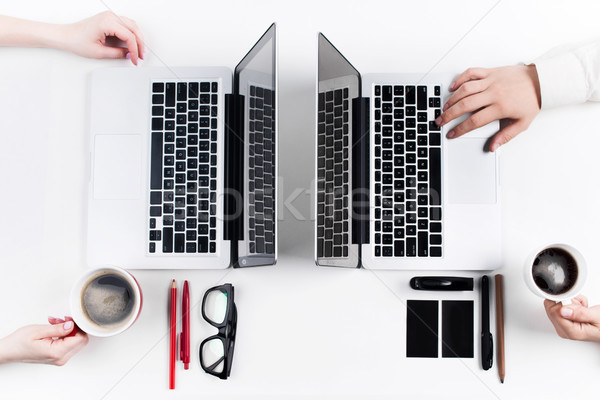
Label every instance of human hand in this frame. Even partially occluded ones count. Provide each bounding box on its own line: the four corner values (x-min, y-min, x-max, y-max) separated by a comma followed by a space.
59, 11, 144, 65
435, 65, 541, 152
544, 295, 600, 342
0, 317, 89, 366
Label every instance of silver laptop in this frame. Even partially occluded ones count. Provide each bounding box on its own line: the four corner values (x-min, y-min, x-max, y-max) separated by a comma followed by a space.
315, 33, 501, 270
87, 24, 277, 269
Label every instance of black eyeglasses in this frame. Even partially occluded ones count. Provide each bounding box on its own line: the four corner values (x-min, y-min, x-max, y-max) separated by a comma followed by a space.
199, 283, 237, 380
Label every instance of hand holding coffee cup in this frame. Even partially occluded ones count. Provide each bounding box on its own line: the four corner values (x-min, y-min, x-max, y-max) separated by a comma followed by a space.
70, 266, 143, 337
524, 244, 587, 304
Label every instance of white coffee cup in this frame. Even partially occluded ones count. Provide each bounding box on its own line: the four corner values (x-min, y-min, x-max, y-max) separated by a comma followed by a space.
523, 243, 587, 303
70, 265, 143, 337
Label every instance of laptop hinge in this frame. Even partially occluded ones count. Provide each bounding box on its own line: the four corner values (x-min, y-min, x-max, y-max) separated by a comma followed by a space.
351, 97, 370, 247
224, 93, 245, 245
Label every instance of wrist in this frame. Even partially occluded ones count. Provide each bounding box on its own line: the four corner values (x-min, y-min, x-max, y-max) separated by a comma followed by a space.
525, 64, 542, 110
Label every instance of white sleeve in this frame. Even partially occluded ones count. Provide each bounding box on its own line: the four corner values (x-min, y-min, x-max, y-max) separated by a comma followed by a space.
531, 39, 600, 109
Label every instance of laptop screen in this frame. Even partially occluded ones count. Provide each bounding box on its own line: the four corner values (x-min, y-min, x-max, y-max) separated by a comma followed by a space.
234, 24, 277, 266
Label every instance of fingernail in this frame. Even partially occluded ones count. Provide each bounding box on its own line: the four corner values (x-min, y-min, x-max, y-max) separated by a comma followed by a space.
560, 308, 573, 318
442, 103, 449, 112
64, 321, 73, 330
447, 130, 455, 139
490, 143, 498, 152
450, 82, 456, 91
126, 52, 131, 60
435, 116, 443, 126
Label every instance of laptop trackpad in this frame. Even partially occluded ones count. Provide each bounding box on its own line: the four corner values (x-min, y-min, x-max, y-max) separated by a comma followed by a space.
93, 135, 142, 200
446, 138, 496, 204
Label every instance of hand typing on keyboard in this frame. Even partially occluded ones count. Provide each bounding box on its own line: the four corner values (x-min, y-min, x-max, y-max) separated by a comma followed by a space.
0, 12, 144, 65
435, 66, 541, 152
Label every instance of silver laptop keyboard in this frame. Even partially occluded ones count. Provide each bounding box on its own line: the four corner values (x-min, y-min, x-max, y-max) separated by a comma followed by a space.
247, 85, 276, 255
373, 84, 443, 258
148, 81, 219, 254
316, 88, 350, 259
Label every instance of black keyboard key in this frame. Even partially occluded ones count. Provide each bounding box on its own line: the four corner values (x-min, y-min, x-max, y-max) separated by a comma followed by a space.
152, 106, 163, 116
430, 222, 442, 233
417, 86, 427, 110
407, 237, 416, 257
394, 240, 405, 257
430, 247, 442, 257
163, 228, 173, 253
174, 233, 185, 253
429, 148, 442, 205
418, 232, 428, 256
186, 243, 197, 253
382, 85, 393, 101
383, 246, 393, 257
150, 206, 161, 216
152, 94, 164, 104
150, 191, 162, 205
149, 242, 155, 253
431, 234, 442, 245
166, 83, 175, 107
406, 86, 415, 104
430, 207, 442, 221
198, 237, 209, 253
189, 82, 199, 98
150, 132, 163, 190
153, 82, 164, 93
177, 83, 187, 101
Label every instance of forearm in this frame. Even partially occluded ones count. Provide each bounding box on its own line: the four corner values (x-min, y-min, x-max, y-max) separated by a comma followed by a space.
0, 15, 68, 50
0, 335, 18, 364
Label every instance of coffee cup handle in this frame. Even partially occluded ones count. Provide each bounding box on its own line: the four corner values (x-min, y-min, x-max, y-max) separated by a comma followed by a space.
558, 298, 572, 306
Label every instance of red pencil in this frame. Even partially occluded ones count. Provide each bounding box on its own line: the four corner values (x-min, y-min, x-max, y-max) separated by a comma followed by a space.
169, 280, 177, 390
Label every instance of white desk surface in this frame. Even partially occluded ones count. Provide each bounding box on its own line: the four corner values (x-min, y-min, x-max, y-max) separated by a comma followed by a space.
1, 0, 599, 398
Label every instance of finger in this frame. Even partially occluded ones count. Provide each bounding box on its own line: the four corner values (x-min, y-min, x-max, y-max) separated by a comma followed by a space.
118, 16, 145, 59
443, 79, 488, 112
449, 67, 489, 91
35, 320, 74, 339
560, 304, 600, 324
105, 23, 139, 65
488, 120, 526, 152
47, 317, 65, 324
446, 104, 501, 139
438, 91, 493, 127
50, 334, 89, 366
573, 295, 589, 308
93, 45, 129, 60
543, 300, 569, 338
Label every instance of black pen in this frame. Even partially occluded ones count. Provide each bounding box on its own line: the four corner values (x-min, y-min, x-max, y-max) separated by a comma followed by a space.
481, 275, 493, 370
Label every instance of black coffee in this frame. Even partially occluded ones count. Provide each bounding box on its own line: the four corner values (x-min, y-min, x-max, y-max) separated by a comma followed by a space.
532, 247, 578, 295
82, 273, 135, 328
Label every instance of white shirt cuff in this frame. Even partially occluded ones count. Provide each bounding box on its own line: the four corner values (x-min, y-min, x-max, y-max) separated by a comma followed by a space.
532, 52, 588, 109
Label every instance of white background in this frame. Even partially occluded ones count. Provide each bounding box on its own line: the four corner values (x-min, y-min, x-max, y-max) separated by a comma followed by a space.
0, 0, 599, 399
